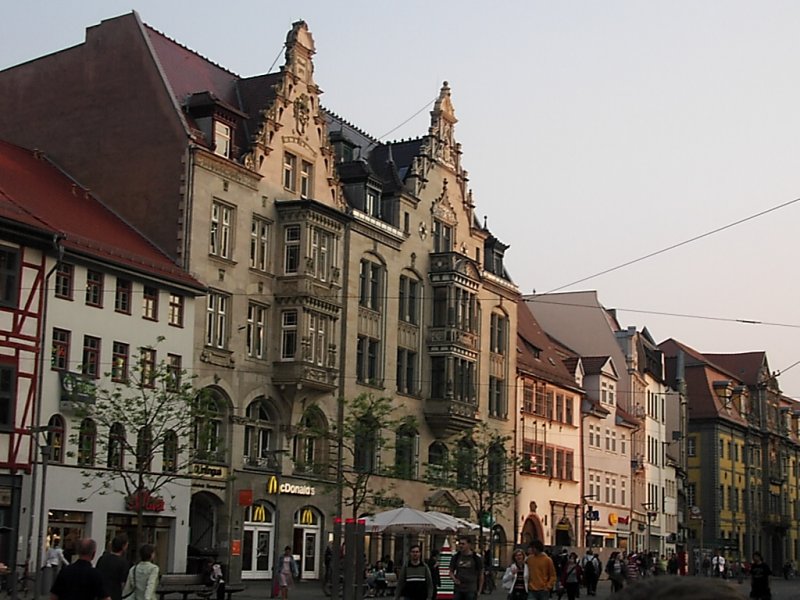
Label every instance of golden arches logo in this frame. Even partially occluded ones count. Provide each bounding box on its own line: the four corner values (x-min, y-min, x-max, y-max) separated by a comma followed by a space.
253, 504, 267, 522
301, 508, 314, 525
268, 476, 279, 495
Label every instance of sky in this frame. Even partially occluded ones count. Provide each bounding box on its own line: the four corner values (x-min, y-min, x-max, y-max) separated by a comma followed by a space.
3, 1, 800, 395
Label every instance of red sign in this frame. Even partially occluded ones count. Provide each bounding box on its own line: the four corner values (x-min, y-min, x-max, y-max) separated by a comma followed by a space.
238, 489, 253, 507
617, 515, 630, 525
231, 540, 241, 556
126, 489, 165, 513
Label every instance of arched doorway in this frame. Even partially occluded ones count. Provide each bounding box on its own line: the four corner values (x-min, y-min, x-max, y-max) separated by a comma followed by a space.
554, 517, 574, 547
242, 501, 275, 579
188, 492, 222, 571
293, 506, 322, 579
491, 524, 508, 567
521, 515, 545, 546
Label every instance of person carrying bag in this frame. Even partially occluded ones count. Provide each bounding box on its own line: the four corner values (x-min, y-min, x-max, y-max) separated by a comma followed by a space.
501, 549, 528, 600
121, 545, 159, 600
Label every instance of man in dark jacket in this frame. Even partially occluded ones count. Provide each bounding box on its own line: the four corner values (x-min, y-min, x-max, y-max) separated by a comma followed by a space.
396, 545, 432, 600
51, 538, 110, 600
95, 535, 130, 600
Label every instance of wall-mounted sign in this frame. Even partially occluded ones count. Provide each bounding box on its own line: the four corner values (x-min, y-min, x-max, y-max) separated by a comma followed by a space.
608, 513, 618, 526
238, 490, 253, 507
267, 476, 315, 496
299, 508, 314, 525
126, 489, 165, 513
617, 515, 630, 525
252, 504, 268, 522
231, 540, 241, 556
192, 464, 228, 479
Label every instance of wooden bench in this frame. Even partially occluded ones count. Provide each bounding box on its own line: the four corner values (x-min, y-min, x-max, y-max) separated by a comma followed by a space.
156, 574, 246, 600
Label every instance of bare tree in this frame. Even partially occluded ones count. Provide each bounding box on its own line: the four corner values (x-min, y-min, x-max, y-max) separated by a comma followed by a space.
67, 340, 209, 545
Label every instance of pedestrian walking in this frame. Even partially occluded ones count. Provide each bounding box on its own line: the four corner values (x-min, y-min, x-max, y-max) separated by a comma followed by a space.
449, 536, 483, 600
276, 546, 299, 600
501, 549, 528, 600
749, 551, 771, 600
605, 551, 625, 593
50, 538, 110, 600
121, 544, 160, 600
559, 552, 582, 600
395, 544, 433, 600
524, 540, 556, 600
95, 534, 130, 600
580, 549, 600, 596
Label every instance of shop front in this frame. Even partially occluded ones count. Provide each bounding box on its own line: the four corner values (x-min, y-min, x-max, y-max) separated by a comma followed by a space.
241, 501, 275, 580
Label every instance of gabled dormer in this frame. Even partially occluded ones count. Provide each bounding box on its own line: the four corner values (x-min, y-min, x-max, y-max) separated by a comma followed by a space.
183, 91, 249, 160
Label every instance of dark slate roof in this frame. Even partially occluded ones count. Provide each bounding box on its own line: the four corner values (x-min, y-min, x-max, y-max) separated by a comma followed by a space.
379, 139, 425, 180
516, 300, 579, 390
581, 356, 614, 377
236, 73, 282, 146
0, 140, 203, 289
702, 352, 766, 386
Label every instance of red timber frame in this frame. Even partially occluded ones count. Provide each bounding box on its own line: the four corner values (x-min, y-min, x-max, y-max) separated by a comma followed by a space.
0, 247, 44, 472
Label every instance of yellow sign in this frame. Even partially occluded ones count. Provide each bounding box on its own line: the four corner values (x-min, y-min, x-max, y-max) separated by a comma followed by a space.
608, 513, 618, 526
301, 508, 314, 525
253, 504, 267, 522
268, 476, 279, 495
266, 476, 316, 496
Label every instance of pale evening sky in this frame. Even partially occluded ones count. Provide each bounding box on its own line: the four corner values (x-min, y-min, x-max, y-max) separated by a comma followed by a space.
3, 1, 800, 395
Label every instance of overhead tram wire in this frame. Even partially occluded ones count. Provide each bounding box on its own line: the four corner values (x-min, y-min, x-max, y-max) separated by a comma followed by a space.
543, 196, 800, 294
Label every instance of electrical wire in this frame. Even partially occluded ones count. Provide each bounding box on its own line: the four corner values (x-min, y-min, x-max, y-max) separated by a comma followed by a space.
543, 196, 800, 294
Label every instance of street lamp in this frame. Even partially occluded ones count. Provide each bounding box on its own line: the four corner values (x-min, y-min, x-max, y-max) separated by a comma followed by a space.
642, 503, 657, 556
583, 494, 598, 548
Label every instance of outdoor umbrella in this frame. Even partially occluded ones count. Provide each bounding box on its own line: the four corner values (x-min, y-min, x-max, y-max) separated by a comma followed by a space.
363, 507, 461, 533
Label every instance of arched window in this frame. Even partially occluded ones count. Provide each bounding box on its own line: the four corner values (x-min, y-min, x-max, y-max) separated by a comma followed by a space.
395, 424, 418, 480
245, 399, 275, 469
108, 422, 125, 469
163, 430, 178, 473
456, 439, 476, 488
428, 442, 448, 483
293, 408, 326, 475
77, 418, 96, 466
47, 415, 65, 463
195, 390, 225, 462
136, 426, 153, 471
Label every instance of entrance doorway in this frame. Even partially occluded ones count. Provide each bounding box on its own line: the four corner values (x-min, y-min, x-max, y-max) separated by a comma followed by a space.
292, 506, 321, 579
242, 502, 275, 579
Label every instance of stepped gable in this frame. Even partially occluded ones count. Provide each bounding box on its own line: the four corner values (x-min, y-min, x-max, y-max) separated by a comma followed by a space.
0, 140, 201, 289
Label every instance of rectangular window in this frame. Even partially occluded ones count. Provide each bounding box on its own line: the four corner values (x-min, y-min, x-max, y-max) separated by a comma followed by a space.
142, 286, 158, 321
168, 294, 184, 327
210, 201, 233, 259
281, 310, 297, 360
167, 353, 181, 391
430, 356, 446, 399
356, 335, 380, 383
284, 225, 301, 274
565, 397, 573, 425
489, 377, 506, 418
115, 279, 132, 314
523, 382, 534, 414
365, 188, 380, 218
565, 451, 574, 480
250, 217, 270, 271
205, 292, 229, 349
283, 152, 297, 191
358, 260, 383, 311
687, 436, 696, 457
82, 336, 101, 379
214, 121, 231, 158
545, 391, 554, 420
52, 328, 70, 371
85, 270, 104, 307
0, 366, 14, 428
0, 248, 18, 308
310, 227, 332, 281
555, 393, 564, 422
398, 275, 420, 325
247, 303, 267, 359
112, 342, 129, 382
433, 220, 452, 252
54, 263, 75, 300
535, 384, 545, 416
300, 160, 312, 197
140, 347, 156, 388
396, 348, 418, 395
490, 313, 507, 354
432, 287, 447, 326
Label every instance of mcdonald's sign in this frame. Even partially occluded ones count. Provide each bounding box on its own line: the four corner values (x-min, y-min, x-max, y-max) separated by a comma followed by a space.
266, 476, 316, 496
252, 504, 267, 522
300, 508, 314, 525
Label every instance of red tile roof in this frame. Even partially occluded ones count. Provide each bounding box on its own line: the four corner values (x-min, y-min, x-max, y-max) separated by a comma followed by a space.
516, 300, 580, 390
0, 140, 203, 290
702, 352, 766, 386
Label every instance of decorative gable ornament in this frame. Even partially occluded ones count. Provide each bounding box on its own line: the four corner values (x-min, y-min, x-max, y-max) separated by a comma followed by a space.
428, 81, 460, 168
431, 179, 457, 226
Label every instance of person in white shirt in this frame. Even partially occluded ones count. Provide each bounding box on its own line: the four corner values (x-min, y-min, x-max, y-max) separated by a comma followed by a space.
711, 551, 726, 578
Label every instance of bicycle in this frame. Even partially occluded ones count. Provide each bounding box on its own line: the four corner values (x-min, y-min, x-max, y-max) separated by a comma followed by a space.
0, 564, 35, 599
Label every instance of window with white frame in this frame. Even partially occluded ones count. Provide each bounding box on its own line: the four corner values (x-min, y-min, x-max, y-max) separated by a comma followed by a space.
490, 313, 507, 355
0, 247, 19, 308
489, 377, 506, 418
214, 121, 232, 158
398, 275, 420, 325
365, 187, 380, 218
432, 220, 452, 252
283, 152, 297, 191
300, 160, 312, 197
309, 312, 328, 366
687, 436, 696, 457
250, 217, 270, 271
284, 225, 301, 274
246, 303, 267, 359
621, 433, 627, 455
281, 310, 298, 360
356, 335, 380, 384
210, 201, 233, 259
358, 259, 383, 312
205, 292, 229, 349
309, 227, 333, 281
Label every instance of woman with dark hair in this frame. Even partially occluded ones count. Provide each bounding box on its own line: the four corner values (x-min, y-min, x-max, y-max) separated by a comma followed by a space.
501, 549, 528, 600
121, 544, 159, 600
560, 552, 583, 600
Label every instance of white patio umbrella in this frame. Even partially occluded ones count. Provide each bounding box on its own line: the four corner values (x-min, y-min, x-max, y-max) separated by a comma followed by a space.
363, 507, 461, 533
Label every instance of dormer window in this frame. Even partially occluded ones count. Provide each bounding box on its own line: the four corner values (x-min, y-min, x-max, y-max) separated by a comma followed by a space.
365, 188, 380, 218
214, 121, 231, 158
